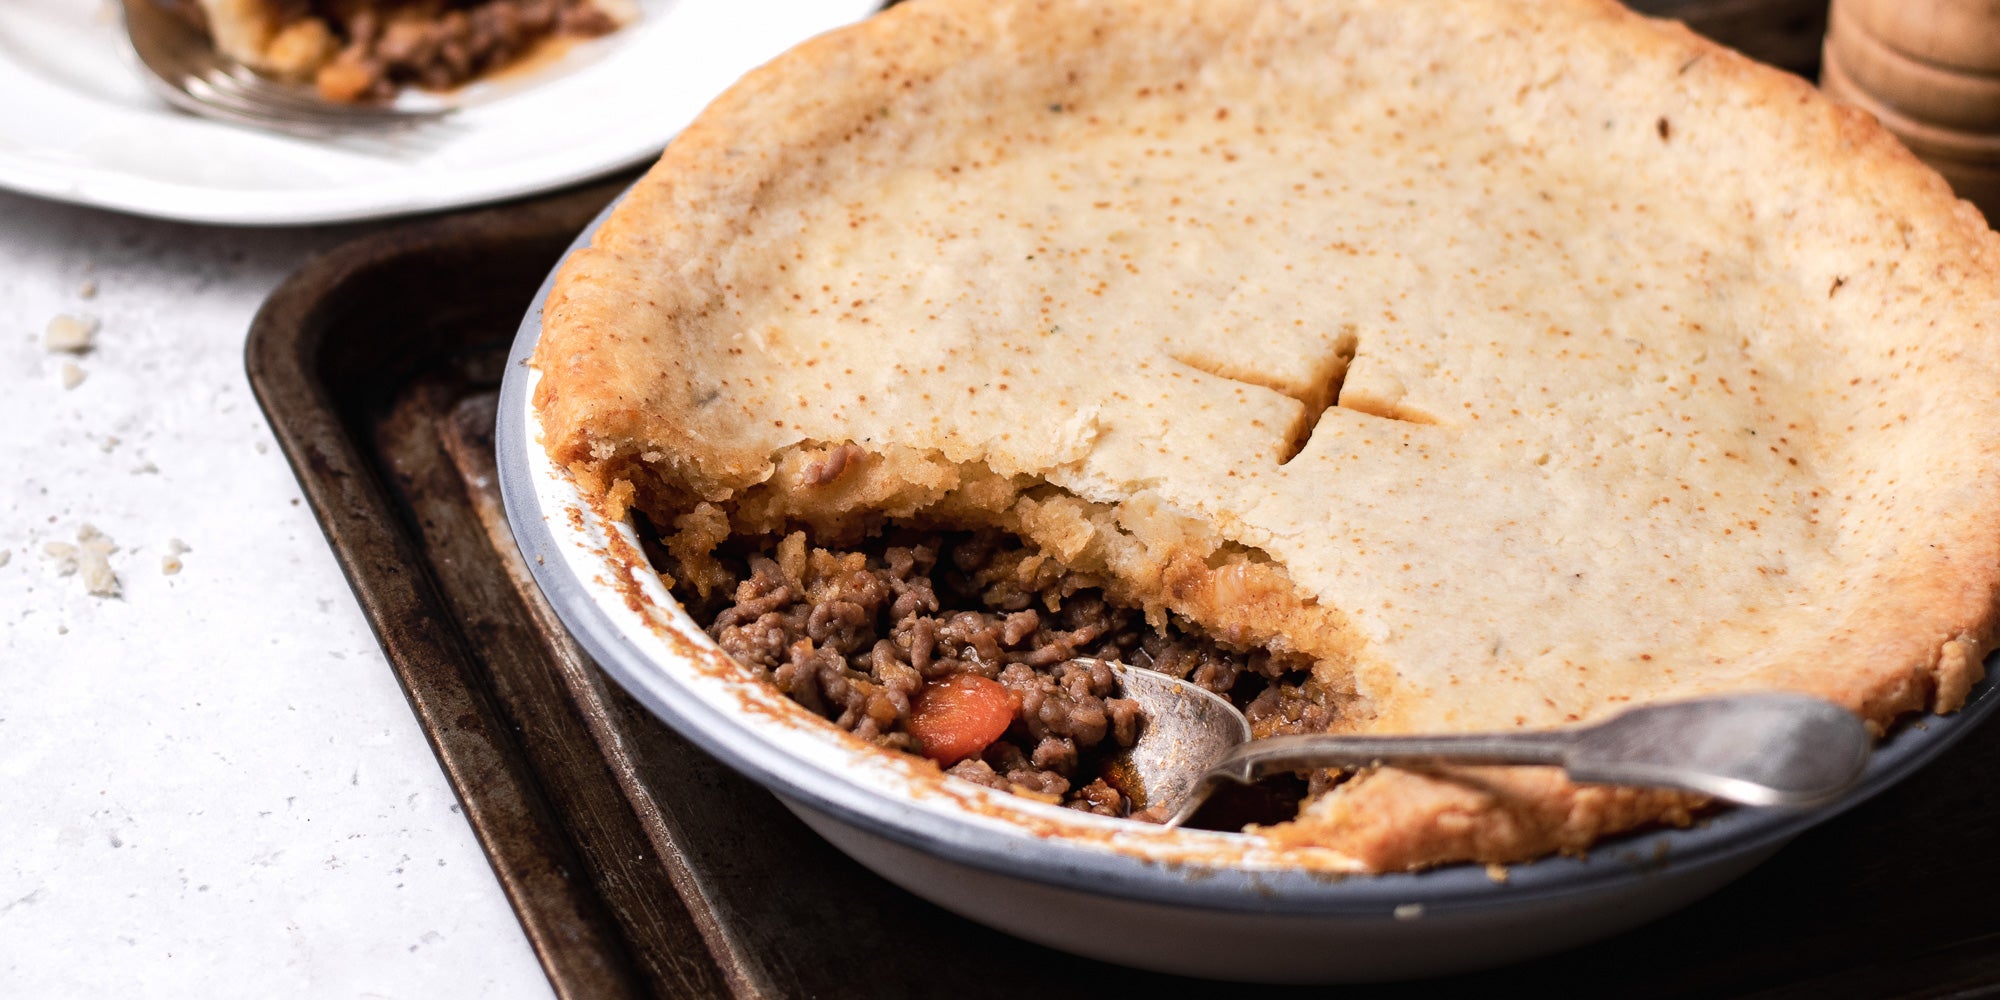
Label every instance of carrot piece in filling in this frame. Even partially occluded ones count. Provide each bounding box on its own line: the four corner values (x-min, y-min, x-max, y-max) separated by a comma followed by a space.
909, 675, 1021, 765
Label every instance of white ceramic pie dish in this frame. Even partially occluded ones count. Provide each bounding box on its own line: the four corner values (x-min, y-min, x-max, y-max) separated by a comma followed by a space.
496, 192, 2000, 983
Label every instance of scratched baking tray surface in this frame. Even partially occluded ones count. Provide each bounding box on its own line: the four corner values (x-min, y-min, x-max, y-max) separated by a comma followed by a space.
244, 8, 2000, 997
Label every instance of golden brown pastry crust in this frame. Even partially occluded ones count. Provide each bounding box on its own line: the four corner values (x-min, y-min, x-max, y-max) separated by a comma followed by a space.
533, 0, 2000, 870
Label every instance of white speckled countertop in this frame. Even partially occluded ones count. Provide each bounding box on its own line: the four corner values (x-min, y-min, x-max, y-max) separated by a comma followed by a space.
0, 190, 554, 998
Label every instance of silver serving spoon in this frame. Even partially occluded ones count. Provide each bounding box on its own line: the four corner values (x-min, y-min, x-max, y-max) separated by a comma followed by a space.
1093, 660, 1872, 829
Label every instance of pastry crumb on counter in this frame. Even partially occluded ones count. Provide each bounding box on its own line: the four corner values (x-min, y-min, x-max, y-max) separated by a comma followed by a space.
162, 538, 191, 576
77, 279, 98, 300
1486, 863, 1511, 884
44, 314, 98, 354
60, 362, 87, 390
99, 436, 120, 453
44, 523, 121, 597
0, 549, 11, 568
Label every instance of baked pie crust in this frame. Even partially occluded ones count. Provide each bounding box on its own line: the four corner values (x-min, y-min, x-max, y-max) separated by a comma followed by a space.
532, 0, 2000, 870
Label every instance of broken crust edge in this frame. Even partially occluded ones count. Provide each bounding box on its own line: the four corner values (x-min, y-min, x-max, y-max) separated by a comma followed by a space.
615, 438, 1377, 693
553, 435, 1996, 872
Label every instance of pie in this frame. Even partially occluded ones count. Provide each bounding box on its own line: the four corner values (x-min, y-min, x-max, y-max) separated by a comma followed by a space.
530, 0, 2000, 871
168, 0, 633, 102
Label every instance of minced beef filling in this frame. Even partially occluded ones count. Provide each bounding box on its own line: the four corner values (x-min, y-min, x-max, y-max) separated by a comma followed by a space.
665, 528, 1340, 822
311, 0, 618, 102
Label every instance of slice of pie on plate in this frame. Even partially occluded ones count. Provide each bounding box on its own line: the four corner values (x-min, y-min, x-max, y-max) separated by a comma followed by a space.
170, 0, 634, 102
531, 0, 2000, 871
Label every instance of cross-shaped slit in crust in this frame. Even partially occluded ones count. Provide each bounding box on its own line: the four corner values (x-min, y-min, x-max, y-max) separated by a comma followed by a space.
1169, 327, 1434, 466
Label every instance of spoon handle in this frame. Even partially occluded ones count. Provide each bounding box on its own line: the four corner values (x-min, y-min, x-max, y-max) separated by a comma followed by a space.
1210, 732, 1573, 785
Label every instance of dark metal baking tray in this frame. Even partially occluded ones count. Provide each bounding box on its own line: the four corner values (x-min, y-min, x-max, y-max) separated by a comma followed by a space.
244, 5, 1999, 996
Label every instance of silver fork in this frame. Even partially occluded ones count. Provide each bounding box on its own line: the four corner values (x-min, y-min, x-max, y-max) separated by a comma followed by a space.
117, 0, 455, 147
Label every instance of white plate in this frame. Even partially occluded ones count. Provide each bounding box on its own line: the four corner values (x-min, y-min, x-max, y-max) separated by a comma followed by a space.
0, 0, 877, 225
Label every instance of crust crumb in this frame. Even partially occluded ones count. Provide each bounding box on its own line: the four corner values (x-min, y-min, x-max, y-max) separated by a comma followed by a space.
44, 314, 98, 354
162, 538, 191, 576
666, 502, 735, 598
44, 523, 120, 597
604, 478, 636, 520
1933, 637, 1984, 712
802, 443, 866, 486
